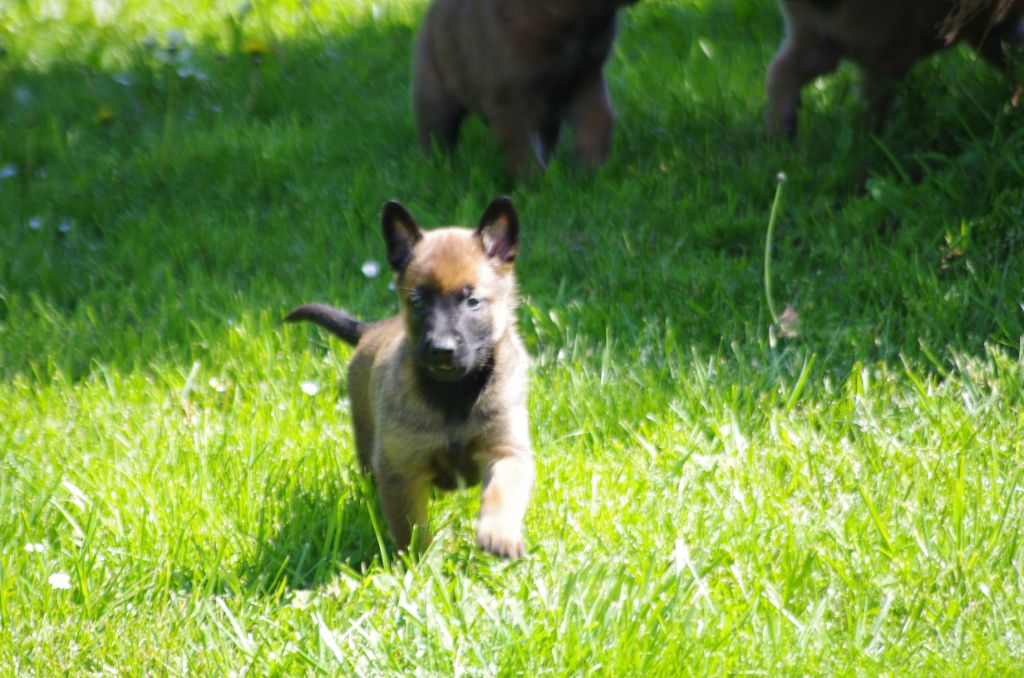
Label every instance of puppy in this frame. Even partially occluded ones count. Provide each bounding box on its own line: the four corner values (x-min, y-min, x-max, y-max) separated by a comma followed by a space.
286, 197, 535, 559
413, 0, 638, 177
765, 0, 1024, 135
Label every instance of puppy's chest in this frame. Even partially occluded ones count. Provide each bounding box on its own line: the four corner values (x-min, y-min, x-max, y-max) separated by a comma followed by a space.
386, 407, 493, 488
429, 437, 482, 490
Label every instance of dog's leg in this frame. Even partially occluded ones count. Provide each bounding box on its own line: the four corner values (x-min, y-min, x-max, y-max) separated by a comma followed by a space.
484, 100, 544, 177
476, 448, 535, 559
374, 456, 431, 553
413, 40, 467, 153
348, 373, 375, 472
567, 68, 614, 167
765, 28, 842, 136
537, 116, 562, 167
857, 65, 911, 132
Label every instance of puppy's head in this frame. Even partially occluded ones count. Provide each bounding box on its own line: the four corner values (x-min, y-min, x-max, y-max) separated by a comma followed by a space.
381, 197, 519, 383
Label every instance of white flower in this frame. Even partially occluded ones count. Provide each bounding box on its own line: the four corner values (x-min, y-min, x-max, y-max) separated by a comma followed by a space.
165, 30, 185, 47
24, 542, 47, 553
177, 65, 208, 81
290, 589, 313, 609
58, 219, 73, 234
361, 260, 381, 278
49, 573, 72, 590
0, 164, 16, 179
27, 217, 42, 230
13, 86, 32, 106
300, 381, 320, 396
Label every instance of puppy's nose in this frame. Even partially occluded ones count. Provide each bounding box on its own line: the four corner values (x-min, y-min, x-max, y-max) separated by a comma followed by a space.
429, 345, 455, 361
428, 337, 457, 362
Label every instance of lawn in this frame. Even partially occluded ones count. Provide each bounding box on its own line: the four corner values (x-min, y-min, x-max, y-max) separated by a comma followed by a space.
2, 0, 1023, 673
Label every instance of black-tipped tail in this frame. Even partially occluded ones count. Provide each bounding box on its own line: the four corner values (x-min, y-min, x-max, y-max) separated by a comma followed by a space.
285, 303, 366, 346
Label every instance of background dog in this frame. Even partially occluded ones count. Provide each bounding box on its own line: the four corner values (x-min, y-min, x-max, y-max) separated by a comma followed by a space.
413, 0, 638, 177
287, 197, 535, 559
766, 0, 1024, 135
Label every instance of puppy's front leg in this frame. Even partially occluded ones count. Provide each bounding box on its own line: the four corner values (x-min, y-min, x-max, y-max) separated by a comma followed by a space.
476, 450, 535, 559
765, 31, 841, 136
374, 455, 431, 554
413, 40, 467, 154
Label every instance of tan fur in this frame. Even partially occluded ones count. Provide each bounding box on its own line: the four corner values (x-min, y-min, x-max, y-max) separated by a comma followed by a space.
406, 229, 505, 294
293, 201, 534, 559
412, 0, 637, 177
765, 0, 1024, 135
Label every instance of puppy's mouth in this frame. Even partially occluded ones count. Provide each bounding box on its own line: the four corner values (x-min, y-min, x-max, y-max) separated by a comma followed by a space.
426, 361, 468, 381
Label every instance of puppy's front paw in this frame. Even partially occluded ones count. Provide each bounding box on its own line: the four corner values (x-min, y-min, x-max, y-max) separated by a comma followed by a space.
764, 105, 797, 138
476, 515, 525, 560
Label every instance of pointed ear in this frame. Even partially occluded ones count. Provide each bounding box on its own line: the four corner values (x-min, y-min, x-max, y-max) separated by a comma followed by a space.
381, 200, 423, 273
475, 196, 519, 263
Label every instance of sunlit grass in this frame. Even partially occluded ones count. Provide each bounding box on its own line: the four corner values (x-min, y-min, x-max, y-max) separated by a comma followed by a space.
2, 0, 1023, 673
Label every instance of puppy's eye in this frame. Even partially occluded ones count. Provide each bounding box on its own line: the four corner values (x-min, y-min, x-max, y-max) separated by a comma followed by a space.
467, 297, 482, 310
409, 296, 427, 312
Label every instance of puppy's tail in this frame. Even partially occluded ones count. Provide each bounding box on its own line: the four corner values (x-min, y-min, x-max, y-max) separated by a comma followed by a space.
285, 303, 366, 346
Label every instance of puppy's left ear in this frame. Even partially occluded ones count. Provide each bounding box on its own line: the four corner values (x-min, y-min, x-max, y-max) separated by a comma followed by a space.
476, 196, 519, 263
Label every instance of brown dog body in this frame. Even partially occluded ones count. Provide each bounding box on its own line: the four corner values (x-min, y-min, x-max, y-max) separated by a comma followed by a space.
413, 0, 636, 177
766, 0, 1024, 135
287, 198, 534, 559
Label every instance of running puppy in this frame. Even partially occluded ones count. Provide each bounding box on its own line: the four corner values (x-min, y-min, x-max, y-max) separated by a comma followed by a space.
413, 0, 637, 177
766, 0, 1024, 135
287, 197, 534, 559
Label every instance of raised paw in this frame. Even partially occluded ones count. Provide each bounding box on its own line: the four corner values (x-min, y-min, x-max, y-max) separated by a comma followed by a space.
476, 514, 525, 560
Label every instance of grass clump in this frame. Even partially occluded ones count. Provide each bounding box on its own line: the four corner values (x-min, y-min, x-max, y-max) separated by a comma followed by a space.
2, 0, 1023, 673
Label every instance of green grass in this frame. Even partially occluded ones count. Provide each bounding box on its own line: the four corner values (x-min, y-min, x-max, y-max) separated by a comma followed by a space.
2, 0, 1024, 673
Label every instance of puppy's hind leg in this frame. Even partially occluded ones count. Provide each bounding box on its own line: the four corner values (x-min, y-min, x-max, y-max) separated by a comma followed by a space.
537, 116, 563, 167
567, 68, 614, 167
486, 103, 545, 178
373, 455, 432, 554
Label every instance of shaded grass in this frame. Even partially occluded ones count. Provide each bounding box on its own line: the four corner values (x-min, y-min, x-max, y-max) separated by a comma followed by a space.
2, 0, 1024, 673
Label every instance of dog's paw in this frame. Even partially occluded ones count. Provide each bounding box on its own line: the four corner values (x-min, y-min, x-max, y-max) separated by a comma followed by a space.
476, 515, 525, 560
764, 106, 797, 139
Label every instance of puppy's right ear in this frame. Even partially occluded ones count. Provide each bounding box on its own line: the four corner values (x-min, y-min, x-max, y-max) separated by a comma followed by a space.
381, 200, 423, 273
